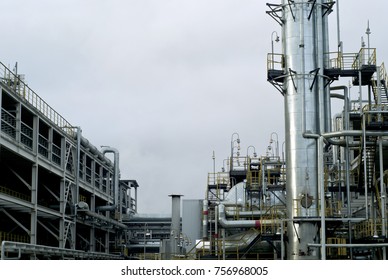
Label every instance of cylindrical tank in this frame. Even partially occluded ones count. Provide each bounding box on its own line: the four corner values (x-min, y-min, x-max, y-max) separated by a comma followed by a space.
282, 0, 330, 259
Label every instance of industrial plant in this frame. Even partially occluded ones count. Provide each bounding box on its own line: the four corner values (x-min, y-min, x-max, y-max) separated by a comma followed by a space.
1, 0, 388, 260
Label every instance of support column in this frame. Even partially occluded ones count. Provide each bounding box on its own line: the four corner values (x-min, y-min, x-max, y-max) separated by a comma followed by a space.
59, 178, 65, 248
30, 164, 38, 245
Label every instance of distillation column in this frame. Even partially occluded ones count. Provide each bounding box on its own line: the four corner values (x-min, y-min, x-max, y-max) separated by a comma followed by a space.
281, 0, 331, 259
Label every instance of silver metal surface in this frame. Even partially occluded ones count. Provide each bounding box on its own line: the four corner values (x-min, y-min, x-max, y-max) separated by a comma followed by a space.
100, 146, 120, 206
282, 0, 330, 259
169, 194, 182, 255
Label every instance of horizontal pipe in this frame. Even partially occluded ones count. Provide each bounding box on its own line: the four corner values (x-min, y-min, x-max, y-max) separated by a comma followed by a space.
308, 243, 388, 248
218, 204, 260, 228
83, 211, 127, 229
77, 136, 113, 166
323, 130, 388, 138
1, 241, 21, 260
305, 130, 388, 140
225, 210, 266, 218
96, 205, 116, 212
305, 130, 388, 146
126, 244, 160, 249
1, 241, 123, 260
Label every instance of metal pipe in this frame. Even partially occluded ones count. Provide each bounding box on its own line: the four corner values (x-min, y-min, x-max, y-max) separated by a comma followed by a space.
225, 210, 267, 218
79, 136, 113, 166
83, 211, 127, 229
169, 194, 182, 255
308, 243, 388, 248
323, 1, 332, 133
379, 137, 387, 259
1, 241, 21, 260
324, 138, 388, 147
96, 205, 116, 212
316, 1, 328, 135
336, 0, 342, 53
215, 205, 218, 257
330, 86, 353, 255
302, 133, 326, 259
75, 127, 81, 208
362, 114, 368, 220
101, 147, 120, 210
218, 204, 261, 228
222, 228, 226, 260
359, 67, 363, 114
202, 200, 208, 240
280, 221, 285, 260
318, 136, 326, 260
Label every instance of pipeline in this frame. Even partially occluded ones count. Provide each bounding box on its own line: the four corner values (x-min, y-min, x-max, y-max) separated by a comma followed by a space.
76, 135, 113, 166
100, 147, 120, 209
202, 200, 208, 239
83, 210, 127, 229
218, 204, 261, 229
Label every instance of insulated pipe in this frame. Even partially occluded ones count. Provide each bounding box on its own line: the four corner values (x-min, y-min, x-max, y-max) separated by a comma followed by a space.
323, 131, 388, 148
78, 136, 113, 166
302, 134, 326, 259
83, 211, 127, 229
101, 147, 120, 209
218, 204, 261, 229
318, 136, 326, 260
96, 205, 116, 212
308, 243, 388, 248
323, 2, 332, 132
225, 209, 286, 218
202, 200, 208, 240
330, 85, 353, 254
304, 130, 388, 146
316, 0, 331, 135
225, 210, 266, 218
379, 138, 387, 259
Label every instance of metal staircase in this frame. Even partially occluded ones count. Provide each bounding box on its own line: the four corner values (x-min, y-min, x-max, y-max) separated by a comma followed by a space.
371, 63, 388, 105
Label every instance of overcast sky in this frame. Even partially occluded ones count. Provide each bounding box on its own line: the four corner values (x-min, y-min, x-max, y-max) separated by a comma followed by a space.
1, 0, 387, 214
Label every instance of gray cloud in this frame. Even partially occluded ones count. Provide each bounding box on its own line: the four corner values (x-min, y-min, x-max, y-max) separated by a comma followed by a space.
1, 0, 386, 214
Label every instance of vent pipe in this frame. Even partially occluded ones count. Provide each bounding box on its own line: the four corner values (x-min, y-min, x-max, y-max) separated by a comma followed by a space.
202, 200, 208, 240
101, 147, 120, 209
169, 194, 182, 256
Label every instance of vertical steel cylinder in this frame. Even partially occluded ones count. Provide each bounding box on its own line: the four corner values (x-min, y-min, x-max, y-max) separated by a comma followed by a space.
282, 0, 329, 259
169, 194, 182, 255
202, 200, 208, 239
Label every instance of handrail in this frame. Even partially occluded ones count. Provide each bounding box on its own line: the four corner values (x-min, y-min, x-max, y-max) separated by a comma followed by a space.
0, 185, 31, 202
268, 48, 377, 74
267, 53, 284, 71
352, 48, 377, 69
1, 240, 123, 260
0, 62, 76, 138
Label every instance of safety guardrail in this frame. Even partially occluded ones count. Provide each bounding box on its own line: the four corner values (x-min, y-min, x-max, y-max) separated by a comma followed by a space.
0, 62, 76, 138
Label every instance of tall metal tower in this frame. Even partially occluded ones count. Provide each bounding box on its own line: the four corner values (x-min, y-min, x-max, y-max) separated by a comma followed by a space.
268, 0, 334, 259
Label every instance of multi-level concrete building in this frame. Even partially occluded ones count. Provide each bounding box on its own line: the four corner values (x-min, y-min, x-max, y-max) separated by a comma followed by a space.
0, 61, 139, 259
